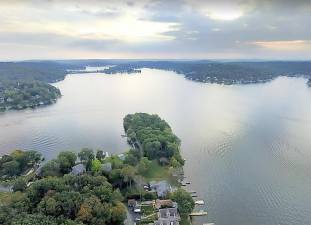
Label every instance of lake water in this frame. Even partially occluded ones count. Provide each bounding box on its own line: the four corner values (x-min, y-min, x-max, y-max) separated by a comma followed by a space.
1, 69, 311, 225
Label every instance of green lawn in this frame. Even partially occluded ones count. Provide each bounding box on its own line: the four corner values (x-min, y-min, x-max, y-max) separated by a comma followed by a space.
0, 191, 24, 206
142, 160, 170, 181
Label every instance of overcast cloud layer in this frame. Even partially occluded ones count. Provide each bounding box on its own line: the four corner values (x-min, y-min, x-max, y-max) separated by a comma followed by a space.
1, 0, 311, 60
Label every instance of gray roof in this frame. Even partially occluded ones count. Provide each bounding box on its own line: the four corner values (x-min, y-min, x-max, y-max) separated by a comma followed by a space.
154, 219, 179, 225
70, 164, 86, 175
102, 162, 112, 172
158, 208, 178, 219
150, 181, 171, 197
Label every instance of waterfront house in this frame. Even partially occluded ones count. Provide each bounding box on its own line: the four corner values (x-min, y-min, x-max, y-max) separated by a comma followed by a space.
149, 207, 180, 225
150, 181, 171, 198
101, 162, 112, 173
70, 164, 86, 176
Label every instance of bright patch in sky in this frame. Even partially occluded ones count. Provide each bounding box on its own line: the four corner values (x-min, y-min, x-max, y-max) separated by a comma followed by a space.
252, 40, 311, 51
207, 9, 243, 21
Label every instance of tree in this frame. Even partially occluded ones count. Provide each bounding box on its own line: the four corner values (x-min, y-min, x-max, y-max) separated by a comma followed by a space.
77, 196, 111, 225
41, 160, 61, 177
96, 150, 105, 161
91, 159, 102, 174
78, 148, 94, 171
111, 202, 126, 224
57, 151, 77, 174
13, 178, 27, 192
137, 157, 151, 174
11, 213, 58, 225
171, 188, 195, 215
121, 165, 136, 188
2, 160, 20, 176
124, 149, 140, 166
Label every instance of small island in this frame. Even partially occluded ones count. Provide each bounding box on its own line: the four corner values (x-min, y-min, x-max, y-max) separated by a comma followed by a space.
0, 80, 61, 111
0, 113, 197, 225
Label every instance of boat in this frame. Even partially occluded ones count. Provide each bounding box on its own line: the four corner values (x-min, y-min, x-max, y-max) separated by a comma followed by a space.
191, 194, 198, 197
195, 200, 205, 205
186, 181, 191, 184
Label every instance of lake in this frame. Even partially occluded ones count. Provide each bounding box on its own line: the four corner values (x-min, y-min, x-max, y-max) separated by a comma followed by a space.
1, 69, 311, 225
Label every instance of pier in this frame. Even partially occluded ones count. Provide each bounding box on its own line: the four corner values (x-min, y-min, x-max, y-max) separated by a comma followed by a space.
189, 210, 208, 216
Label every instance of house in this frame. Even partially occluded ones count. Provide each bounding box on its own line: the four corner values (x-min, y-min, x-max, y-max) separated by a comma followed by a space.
101, 162, 112, 173
158, 208, 180, 220
151, 208, 180, 225
155, 199, 177, 209
150, 181, 171, 198
70, 164, 86, 175
153, 219, 179, 225
118, 153, 125, 161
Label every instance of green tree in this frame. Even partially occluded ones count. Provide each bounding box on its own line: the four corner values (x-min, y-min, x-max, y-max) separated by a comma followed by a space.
96, 150, 105, 161
78, 148, 94, 171
11, 213, 58, 225
137, 157, 151, 174
111, 202, 126, 224
91, 159, 102, 174
121, 165, 136, 188
13, 178, 27, 192
41, 160, 61, 177
57, 151, 77, 174
171, 188, 195, 215
2, 160, 20, 176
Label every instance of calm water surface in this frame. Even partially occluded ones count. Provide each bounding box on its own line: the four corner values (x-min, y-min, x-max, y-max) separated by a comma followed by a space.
1, 69, 311, 225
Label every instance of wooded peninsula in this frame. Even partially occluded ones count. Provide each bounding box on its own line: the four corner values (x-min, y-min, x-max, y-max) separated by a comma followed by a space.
0, 113, 195, 225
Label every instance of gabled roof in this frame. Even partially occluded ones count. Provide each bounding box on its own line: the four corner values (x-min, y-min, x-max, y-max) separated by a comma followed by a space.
70, 164, 86, 175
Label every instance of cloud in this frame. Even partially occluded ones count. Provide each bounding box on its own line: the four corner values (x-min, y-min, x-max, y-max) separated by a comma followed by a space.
250, 40, 311, 51
1, 0, 311, 59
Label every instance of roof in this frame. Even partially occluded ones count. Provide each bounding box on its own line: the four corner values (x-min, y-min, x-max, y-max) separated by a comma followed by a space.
102, 162, 112, 172
150, 181, 171, 197
70, 164, 86, 175
154, 219, 180, 225
155, 199, 176, 209
158, 208, 179, 219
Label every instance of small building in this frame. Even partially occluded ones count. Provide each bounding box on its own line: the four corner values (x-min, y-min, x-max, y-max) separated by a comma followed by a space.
153, 219, 179, 225
70, 164, 86, 176
101, 162, 112, 173
150, 181, 171, 198
158, 208, 179, 220
151, 208, 180, 225
118, 153, 126, 161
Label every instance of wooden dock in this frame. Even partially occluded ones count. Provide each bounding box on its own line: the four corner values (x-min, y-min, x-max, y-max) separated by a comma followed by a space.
189, 210, 208, 216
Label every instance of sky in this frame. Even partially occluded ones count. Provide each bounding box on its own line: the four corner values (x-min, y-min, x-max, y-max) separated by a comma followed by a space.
1, 0, 311, 60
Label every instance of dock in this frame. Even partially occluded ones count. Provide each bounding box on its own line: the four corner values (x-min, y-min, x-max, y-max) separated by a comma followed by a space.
189, 210, 208, 216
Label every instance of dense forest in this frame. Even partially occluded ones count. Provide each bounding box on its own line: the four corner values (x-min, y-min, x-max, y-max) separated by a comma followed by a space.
0, 62, 67, 111
0, 150, 42, 178
99, 60, 311, 84
1, 60, 311, 111
0, 114, 195, 225
0, 150, 127, 225
124, 113, 184, 167
0, 80, 61, 111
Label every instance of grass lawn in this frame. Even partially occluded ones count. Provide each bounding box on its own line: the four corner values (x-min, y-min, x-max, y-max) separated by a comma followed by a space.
0, 191, 24, 206
142, 160, 170, 181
